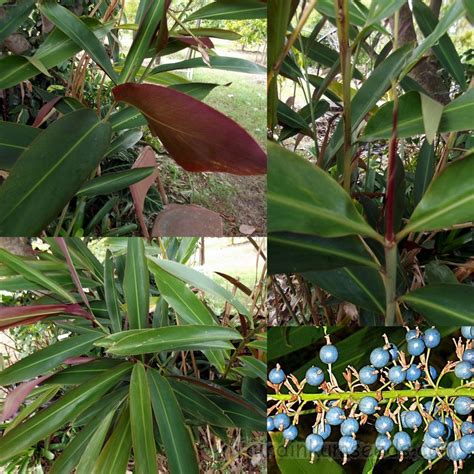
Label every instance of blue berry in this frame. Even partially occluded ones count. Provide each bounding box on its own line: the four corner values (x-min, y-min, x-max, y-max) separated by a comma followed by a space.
393, 431, 411, 452
461, 421, 474, 435
444, 416, 454, 440
283, 425, 298, 441
447, 440, 468, 461
388, 344, 399, 360
359, 365, 379, 385
375, 434, 391, 452
455, 361, 473, 380
424, 328, 441, 348
338, 435, 357, 454
274, 413, 291, 431
427, 420, 446, 439
461, 327, 474, 339
407, 337, 425, 356
406, 364, 421, 381
305, 366, 324, 386
375, 416, 394, 434
454, 397, 473, 415
370, 348, 390, 368
423, 432, 444, 449
423, 400, 439, 415
406, 329, 418, 341
388, 365, 406, 384
460, 434, 474, 454
326, 406, 345, 425
358, 396, 378, 415
403, 410, 422, 430
462, 349, 474, 364
320, 344, 338, 364
268, 366, 285, 384
317, 423, 332, 439
341, 417, 359, 436
267, 417, 275, 431
305, 434, 324, 453
421, 444, 437, 460
428, 365, 438, 380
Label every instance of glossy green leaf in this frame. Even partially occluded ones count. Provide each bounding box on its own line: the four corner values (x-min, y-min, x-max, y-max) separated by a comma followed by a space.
0, 18, 109, 89
151, 56, 265, 75
414, 141, 435, 206
148, 257, 250, 318
304, 266, 386, 314
104, 250, 122, 333
271, 432, 344, 474
277, 100, 310, 133
173, 27, 241, 40
268, 232, 380, 274
401, 284, 474, 324
39, 0, 118, 82
237, 356, 266, 381
0, 0, 35, 42
268, 142, 381, 240
325, 44, 413, 160
46, 359, 123, 385
424, 261, 458, 285
105, 129, 143, 157
0, 333, 103, 386
109, 106, 148, 132
0, 109, 111, 235
412, 0, 466, 90
187, 0, 266, 20
148, 369, 199, 474
400, 154, 474, 237
0, 120, 41, 170
420, 94, 444, 145
361, 90, 474, 141
0, 363, 132, 462
0, 249, 76, 303
367, 0, 408, 25
93, 405, 132, 474
129, 363, 156, 474
167, 378, 233, 427
465, 0, 474, 24
96, 326, 241, 355
123, 238, 149, 329
169, 82, 223, 100
315, 0, 367, 28
77, 168, 155, 197
242, 376, 265, 411
119, 0, 165, 83
0, 273, 99, 292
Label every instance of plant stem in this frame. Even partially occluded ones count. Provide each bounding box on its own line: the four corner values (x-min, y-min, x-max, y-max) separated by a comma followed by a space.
269, 386, 474, 403
384, 242, 398, 326
335, 0, 352, 193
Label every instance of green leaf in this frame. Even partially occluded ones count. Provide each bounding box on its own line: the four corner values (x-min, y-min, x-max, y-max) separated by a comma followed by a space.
315, 0, 367, 28
242, 376, 265, 411
0, 333, 103, 386
167, 378, 234, 427
304, 266, 386, 315
95, 326, 241, 355
412, 0, 466, 90
0, 363, 132, 462
77, 168, 155, 197
361, 90, 474, 141
268, 142, 381, 240
119, 0, 165, 83
148, 257, 251, 318
39, 0, 118, 83
277, 100, 310, 133
173, 27, 241, 41
414, 140, 435, 206
362, 444, 379, 474
399, 154, 474, 237
46, 359, 123, 385
109, 106, 147, 132
148, 368, 199, 474
0, 249, 76, 303
93, 404, 132, 474
366, 0, 408, 26
104, 250, 123, 333
0, 121, 41, 170
325, 44, 413, 160
236, 356, 266, 381
270, 432, 344, 474
0, 109, 111, 235
424, 261, 458, 285
151, 56, 265, 75
129, 363, 156, 474
123, 238, 149, 329
400, 284, 474, 325
187, 0, 266, 20
105, 129, 143, 157
0, 0, 35, 42
268, 232, 380, 274
465, 0, 474, 24
169, 82, 224, 100
420, 94, 444, 145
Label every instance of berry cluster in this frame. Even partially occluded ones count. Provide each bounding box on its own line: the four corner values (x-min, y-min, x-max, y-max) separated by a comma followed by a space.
267, 327, 474, 471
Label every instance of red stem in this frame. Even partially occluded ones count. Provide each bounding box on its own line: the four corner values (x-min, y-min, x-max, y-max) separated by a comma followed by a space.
385, 100, 399, 244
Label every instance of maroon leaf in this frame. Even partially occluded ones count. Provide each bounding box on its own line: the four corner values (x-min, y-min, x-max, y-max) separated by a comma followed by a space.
63, 356, 96, 365
32, 96, 62, 128
112, 83, 266, 175
0, 303, 90, 330
129, 146, 159, 239
0, 375, 51, 422
151, 204, 223, 237
177, 36, 214, 49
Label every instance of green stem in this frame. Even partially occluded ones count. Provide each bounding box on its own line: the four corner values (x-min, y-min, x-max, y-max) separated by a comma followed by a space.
383, 243, 398, 326
268, 386, 474, 402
